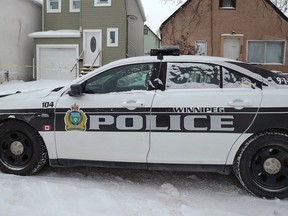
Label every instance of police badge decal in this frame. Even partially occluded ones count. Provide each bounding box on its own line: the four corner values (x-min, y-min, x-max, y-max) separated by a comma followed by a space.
64, 104, 87, 131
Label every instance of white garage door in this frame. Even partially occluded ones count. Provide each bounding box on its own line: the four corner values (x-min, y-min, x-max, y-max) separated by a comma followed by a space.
37, 45, 79, 80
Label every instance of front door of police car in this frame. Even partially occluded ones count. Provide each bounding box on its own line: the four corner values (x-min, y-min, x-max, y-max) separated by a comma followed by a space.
148, 62, 262, 166
55, 63, 156, 164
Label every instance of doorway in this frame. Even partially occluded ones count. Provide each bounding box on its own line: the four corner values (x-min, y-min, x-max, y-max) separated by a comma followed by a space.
221, 35, 243, 61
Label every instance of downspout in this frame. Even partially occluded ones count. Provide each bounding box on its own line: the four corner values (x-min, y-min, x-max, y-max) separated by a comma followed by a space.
125, 0, 129, 58
210, 0, 214, 56
42, 0, 44, 31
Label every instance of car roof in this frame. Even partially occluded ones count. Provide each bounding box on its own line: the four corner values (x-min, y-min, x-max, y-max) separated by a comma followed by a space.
71, 55, 286, 89
105, 55, 239, 67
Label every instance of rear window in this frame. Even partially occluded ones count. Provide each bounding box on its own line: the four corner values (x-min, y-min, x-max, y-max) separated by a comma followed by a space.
229, 62, 288, 86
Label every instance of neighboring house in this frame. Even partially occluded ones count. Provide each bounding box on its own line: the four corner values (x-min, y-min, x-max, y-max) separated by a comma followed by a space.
0, 0, 42, 83
160, 0, 288, 72
144, 25, 161, 55
29, 0, 146, 80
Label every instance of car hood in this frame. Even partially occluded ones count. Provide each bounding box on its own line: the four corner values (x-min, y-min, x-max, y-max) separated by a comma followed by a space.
0, 88, 55, 100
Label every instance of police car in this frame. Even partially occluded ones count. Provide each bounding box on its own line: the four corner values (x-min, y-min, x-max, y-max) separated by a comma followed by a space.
0, 48, 288, 199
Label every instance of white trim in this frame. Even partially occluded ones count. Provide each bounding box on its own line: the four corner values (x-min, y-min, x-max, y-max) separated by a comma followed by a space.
221, 34, 244, 37
29, 30, 81, 38
246, 40, 286, 65
94, 0, 111, 7
36, 44, 79, 79
219, 7, 235, 9
70, 0, 80, 12
47, 0, 61, 13
107, 28, 119, 47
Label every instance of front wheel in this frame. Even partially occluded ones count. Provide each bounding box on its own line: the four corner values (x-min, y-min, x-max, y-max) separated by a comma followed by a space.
0, 121, 48, 175
234, 131, 288, 199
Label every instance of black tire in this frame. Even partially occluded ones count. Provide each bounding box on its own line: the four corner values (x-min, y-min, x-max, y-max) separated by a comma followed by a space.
234, 131, 288, 199
0, 120, 48, 175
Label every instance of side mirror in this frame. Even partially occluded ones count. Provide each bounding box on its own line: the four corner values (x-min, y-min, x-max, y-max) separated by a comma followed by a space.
69, 84, 83, 97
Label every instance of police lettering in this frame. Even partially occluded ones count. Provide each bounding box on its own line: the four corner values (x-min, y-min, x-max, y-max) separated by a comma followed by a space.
89, 115, 234, 132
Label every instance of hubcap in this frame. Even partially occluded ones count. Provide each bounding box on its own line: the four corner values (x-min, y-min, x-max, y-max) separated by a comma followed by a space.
263, 158, 282, 175
10, 141, 24, 156
0, 131, 33, 168
251, 145, 288, 190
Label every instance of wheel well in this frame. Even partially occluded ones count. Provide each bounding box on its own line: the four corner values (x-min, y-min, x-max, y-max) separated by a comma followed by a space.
0, 118, 47, 149
1, 118, 34, 130
233, 128, 288, 163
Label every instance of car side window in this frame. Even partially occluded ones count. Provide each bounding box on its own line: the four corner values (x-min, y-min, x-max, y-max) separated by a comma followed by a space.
166, 63, 220, 89
222, 67, 258, 89
83, 63, 153, 94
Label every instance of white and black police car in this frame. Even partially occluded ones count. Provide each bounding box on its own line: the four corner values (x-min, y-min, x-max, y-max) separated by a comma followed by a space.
0, 47, 288, 199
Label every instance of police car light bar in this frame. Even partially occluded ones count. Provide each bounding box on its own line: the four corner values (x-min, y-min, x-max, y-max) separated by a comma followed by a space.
150, 45, 180, 60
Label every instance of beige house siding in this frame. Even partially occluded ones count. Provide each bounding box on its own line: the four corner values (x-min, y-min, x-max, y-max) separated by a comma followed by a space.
160, 0, 288, 72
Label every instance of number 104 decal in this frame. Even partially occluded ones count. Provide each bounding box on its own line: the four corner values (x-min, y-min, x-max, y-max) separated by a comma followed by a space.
42, 102, 54, 108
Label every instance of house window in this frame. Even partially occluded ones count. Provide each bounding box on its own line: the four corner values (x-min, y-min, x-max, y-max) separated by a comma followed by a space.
47, 0, 61, 13
247, 41, 285, 65
70, 0, 80, 12
144, 29, 148, 35
94, 0, 111, 7
219, 0, 236, 9
195, 41, 207, 56
107, 28, 118, 47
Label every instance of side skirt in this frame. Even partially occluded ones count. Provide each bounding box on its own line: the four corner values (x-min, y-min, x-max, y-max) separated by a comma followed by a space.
49, 159, 232, 175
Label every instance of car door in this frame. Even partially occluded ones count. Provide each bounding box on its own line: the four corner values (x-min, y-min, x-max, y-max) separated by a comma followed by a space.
54, 62, 158, 165
148, 62, 263, 166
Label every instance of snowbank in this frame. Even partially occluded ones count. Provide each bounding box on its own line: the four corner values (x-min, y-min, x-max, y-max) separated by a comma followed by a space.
0, 167, 287, 216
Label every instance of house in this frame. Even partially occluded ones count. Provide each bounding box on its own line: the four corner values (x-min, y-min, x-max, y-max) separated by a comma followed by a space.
29, 0, 146, 80
0, 0, 42, 83
160, 0, 288, 72
144, 25, 161, 55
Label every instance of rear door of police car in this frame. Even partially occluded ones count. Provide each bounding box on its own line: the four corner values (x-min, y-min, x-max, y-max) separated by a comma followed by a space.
148, 61, 263, 167
54, 62, 159, 165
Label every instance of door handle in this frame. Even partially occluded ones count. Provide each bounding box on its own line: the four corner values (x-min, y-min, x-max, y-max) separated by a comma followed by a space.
121, 100, 144, 110
228, 99, 252, 110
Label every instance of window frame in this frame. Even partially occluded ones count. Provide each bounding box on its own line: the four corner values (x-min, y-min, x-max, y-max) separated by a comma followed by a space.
165, 62, 222, 90
163, 62, 263, 90
47, 0, 61, 13
221, 66, 261, 89
83, 63, 155, 94
247, 40, 286, 65
70, 0, 80, 12
107, 28, 119, 47
94, 0, 111, 7
219, 0, 236, 9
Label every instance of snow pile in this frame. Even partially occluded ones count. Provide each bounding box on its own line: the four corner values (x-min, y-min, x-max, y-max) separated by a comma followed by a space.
0, 167, 287, 216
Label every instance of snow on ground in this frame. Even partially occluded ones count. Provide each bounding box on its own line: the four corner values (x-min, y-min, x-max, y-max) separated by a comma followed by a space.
0, 166, 287, 216
0, 80, 287, 215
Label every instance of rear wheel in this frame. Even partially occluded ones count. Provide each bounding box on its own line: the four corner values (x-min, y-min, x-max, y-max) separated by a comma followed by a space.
234, 131, 288, 199
0, 121, 48, 175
